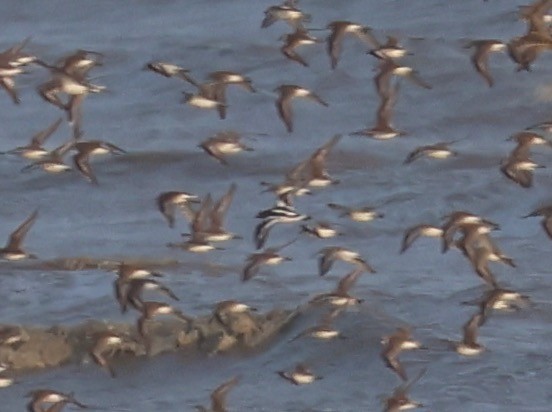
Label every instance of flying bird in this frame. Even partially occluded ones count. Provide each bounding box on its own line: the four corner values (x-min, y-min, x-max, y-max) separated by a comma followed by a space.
274, 84, 328, 133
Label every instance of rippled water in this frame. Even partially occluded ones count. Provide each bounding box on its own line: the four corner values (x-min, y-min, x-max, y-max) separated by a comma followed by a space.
2, 0, 552, 411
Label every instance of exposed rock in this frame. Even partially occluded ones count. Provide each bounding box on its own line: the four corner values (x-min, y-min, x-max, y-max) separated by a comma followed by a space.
0, 306, 300, 373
